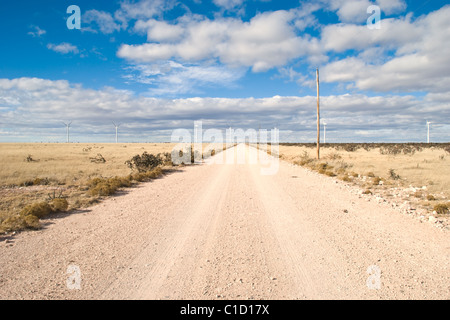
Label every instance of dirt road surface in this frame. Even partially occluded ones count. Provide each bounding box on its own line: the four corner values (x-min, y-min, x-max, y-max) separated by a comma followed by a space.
0, 144, 449, 299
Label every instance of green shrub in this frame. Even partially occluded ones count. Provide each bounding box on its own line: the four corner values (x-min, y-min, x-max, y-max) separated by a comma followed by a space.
125, 152, 163, 172
90, 153, 106, 163
109, 177, 132, 189
336, 167, 347, 174
343, 144, 358, 152
88, 177, 104, 188
132, 172, 147, 182
88, 172, 162, 197
325, 171, 336, 177
88, 182, 117, 197
20, 202, 53, 218
316, 162, 328, 172
145, 167, 163, 179
326, 152, 342, 160
295, 151, 314, 166
33, 177, 50, 185
22, 180, 35, 187
88, 176, 132, 196
389, 169, 400, 180
1, 215, 41, 232
316, 163, 333, 174
412, 191, 423, 198
372, 177, 382, 185
161, 152, 172, 165
434, 203, 449, 215
22, 215, 41, 229
132, 168, 163, 182
50, 198, 69, 212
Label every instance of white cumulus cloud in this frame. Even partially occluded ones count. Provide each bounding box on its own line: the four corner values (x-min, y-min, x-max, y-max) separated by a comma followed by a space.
118, 9, 321, 72
321, 5, 450, 93
47, 43, 79, 54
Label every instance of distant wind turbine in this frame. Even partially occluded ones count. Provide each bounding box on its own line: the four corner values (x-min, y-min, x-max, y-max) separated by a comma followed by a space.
258, 122, 261, 143
112, 121, 121, 143
62, 121, 72, 143
226, 122, 232, 144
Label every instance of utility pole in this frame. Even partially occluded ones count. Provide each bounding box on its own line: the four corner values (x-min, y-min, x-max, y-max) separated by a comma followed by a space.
316, 68, 320, 160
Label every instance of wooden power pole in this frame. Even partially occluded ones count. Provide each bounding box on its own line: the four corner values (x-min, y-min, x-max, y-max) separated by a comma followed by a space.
316, 68, 320, 160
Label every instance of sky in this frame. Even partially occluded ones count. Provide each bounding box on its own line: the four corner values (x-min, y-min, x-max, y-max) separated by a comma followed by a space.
0, 0, 449, 143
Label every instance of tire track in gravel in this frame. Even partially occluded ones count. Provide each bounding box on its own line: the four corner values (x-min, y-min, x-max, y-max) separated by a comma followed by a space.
100, 160, 232, 299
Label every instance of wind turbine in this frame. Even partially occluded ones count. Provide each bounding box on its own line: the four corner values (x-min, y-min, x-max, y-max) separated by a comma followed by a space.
62, 121, 72, 143
226, 122, 232, 144
258, 122, 261, 144
112, 121, 121, 143
426, 121, 432, 143
273, 122, 280, 144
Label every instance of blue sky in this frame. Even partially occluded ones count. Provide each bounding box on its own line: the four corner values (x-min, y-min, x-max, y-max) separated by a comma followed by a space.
0, 0, 449, 142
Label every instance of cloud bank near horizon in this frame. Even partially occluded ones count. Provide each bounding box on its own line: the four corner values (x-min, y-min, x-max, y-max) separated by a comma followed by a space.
0, 77, 448, 143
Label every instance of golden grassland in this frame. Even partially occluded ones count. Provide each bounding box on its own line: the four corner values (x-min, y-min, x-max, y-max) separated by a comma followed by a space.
1, 142, 449, 234
0, 142, 225, 234
0, 143, 176, 186
272, 143, 450, 216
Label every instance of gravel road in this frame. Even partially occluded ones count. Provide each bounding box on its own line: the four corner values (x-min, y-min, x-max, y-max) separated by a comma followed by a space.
0, 144, 448, 300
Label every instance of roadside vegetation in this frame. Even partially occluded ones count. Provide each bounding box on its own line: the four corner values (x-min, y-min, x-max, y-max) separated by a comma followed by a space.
0, 143, 229, 234
261, 142, 450, 219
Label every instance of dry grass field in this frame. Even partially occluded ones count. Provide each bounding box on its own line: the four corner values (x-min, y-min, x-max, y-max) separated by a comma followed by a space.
3, 144, 450, 300
273, 143, 450, 218
0, 142, 225, 233
0, 143, 176, 187
1, 142, 449, 234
